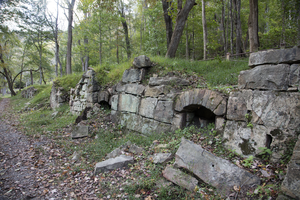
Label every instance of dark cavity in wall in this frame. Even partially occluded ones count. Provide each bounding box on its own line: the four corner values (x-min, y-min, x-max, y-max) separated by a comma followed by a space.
183, 105, 216, 128
266, 134, 273, 149
99, 101, 111, 109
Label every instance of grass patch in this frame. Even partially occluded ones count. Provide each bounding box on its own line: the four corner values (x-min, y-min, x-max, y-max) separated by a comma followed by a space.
93, 58, 134, 85
30, 84, 52, 105
151, 56, 249, 86
53, 73, 82, 91
17, 102, 76, 136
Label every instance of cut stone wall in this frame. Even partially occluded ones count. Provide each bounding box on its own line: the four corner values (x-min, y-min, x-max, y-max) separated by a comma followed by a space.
50, 81, 69, 109
224, 48, 300, 163
110, 56, 227, 135
69, 70, 110, 115
68, 50, 300, 165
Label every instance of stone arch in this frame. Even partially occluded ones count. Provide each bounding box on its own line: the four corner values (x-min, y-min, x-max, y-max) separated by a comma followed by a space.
174, 89, 227, 128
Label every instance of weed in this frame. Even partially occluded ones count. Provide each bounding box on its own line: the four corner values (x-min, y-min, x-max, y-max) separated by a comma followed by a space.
242, 155, 254, 168
258, 147, 272, 160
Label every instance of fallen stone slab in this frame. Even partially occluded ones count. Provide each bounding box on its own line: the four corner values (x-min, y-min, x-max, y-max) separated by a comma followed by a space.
152, 153, 173, 164
106, 141, 144, 159
71, 126, 89, 139
94, 155, 134, 175
281, 135, 300, 199
174, 137, 260, 196
163, 166, 198, 191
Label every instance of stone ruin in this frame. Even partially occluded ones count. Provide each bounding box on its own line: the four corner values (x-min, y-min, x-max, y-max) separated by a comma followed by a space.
52, 50, 300, 199
68, 70, 109, 115
21, 86, 37, 98
65, 52, 300, 164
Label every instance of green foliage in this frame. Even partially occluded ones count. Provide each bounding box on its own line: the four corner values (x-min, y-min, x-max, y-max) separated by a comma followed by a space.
258, 147, 272, 160
14, 80, 25, 89
242, 155, 254, 168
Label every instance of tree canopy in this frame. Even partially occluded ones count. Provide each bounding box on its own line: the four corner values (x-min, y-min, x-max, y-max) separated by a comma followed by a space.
1, 0, 299, 95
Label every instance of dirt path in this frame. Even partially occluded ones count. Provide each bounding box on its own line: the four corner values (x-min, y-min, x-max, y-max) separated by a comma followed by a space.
0, 99, 63, 200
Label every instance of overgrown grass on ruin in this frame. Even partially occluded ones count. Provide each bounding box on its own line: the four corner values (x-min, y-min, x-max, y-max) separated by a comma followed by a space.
92, 56, 249, 86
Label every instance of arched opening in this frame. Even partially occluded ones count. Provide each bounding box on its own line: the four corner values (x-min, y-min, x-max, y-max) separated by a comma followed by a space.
184, 105, 216, 128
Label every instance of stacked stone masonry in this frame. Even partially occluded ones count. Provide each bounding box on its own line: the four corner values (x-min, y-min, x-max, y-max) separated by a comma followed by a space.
68, 53, 300, 164
66, 52, 300, 199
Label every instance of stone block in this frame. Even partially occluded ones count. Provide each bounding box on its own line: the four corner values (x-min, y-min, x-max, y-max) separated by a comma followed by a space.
238, 64, 290, 90
145, 85, 170, 97
94, 155, 134, 174
86, 92, 98, 103
149, 77, 189, 86
119, 94, 140, 113
153, 101, 174, 123
163, 166, 198, 191
289, 64, 300, 87
227, 90, 253, 121
215, 117, 225, 132
251, 91, 300, 130
98, 91, 110, 103
133, 55, 152, 68
87, 84, 100, 93
72, 126, 89, 139
249, 47, 300, 67
124, 84, 145, 96
152, 153, 173, 164
281, 135, 300, 199
111, 95, 119, 111
175, 137, 260, 196
223, 121, 267, 156
172, 113, 186, 130
122, 68, 145, 83
139, 97, 158, 118
85, 69, 95, 78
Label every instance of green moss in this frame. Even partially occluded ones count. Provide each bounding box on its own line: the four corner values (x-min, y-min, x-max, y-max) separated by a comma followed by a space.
239, 138, 256, 155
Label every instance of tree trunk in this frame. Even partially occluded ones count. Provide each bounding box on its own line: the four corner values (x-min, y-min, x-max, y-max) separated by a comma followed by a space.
186, 22, 189, 60
281, 0, 286, 48
235, 0, 243, 56
19, 43, 27, 91
221, 0, 227, 55
84, 36, 89, 71
66, 0, 75, 75
121, 14, 131, 60
248, 0, 259, 52
98, 13, 102, 65
165, 0, 195, 58
30, 69, 33, 85
3, 68, 16, 96
116, 29, 119, 64
39, 47, 43, 85
230, 0, 234, 54
202, 0, 208, 60
0, 44, 16, 96
162, 0, 173, 49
